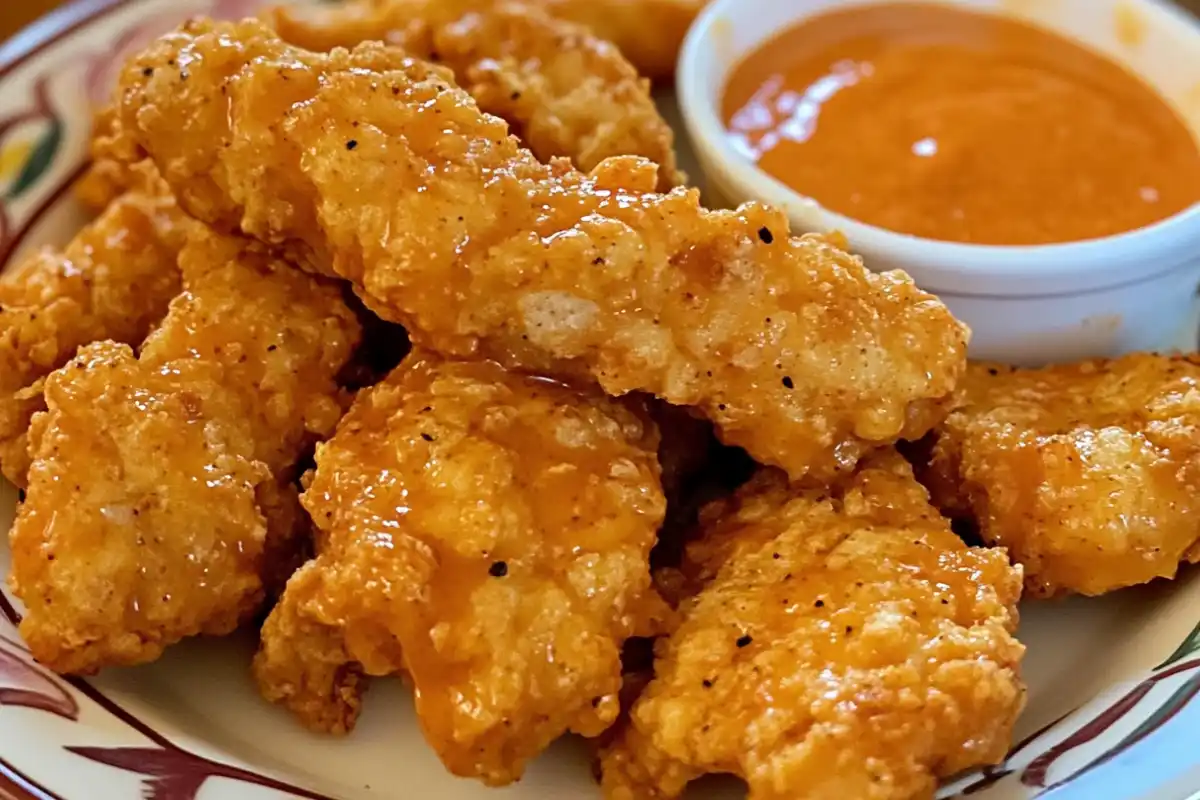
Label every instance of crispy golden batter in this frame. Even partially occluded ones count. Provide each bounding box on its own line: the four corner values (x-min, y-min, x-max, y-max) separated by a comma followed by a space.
530, 0, 706, 82
115, 19, 968, 482
8, 230, 360, 674
254, 352, 668, 785
75, 108, 147, 211
924, 356, 1200, 598
264, 0, 683, 189
143, 229, 358, 479
265, 0, 703, 84
9, 342, 270, 674
599, 455, 1025, 800
0, 165, 186, 487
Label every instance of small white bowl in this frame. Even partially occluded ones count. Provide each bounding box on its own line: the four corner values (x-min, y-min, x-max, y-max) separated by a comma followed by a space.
677, 0, 1200, 364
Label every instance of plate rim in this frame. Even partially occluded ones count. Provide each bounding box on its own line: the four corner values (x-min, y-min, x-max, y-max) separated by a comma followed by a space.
2, 1, 1200, 799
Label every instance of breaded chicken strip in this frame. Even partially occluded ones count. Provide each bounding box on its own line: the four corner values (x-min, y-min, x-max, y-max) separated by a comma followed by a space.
8, 230, 360, 674
531, 0, 706, 82
264, 0, 683, 189
143, 229, 361, 593
142, 230, 356, 481
599, 454, 1025, 800
10, 343, 271, 674
75, 107, 147, 211
266, 0, 703, 84
115, 20, 968, 482
254, 352, 668, 785
0, 164, 186, 487
923, 356, 1200, 598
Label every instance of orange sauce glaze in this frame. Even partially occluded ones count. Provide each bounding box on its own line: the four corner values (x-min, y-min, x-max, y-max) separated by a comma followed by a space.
722, 3, 1200, 245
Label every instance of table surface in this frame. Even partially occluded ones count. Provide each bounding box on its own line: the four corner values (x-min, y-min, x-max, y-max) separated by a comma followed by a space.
3, 0, 1200, 41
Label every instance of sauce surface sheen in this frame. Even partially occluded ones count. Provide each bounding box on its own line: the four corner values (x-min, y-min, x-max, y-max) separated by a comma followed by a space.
722, 3, 1200, 245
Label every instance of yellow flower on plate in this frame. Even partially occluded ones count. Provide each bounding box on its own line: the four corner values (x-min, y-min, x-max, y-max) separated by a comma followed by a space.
0, 139, 34, 183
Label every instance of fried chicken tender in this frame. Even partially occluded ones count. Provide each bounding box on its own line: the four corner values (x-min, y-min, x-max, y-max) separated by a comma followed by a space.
0, 164, 186, 487
143, 229, 357, 480
253, 352, 668, 785
599, 454, 1025, 800
530, 0, 706, 82
10, 342, 271, 674
8, 230, 360, 674
75, 107, 147, 211
264, 0, 683, 189
265, 0, 702, 84
115, 20, 968, 482
923, 356, 1200, 598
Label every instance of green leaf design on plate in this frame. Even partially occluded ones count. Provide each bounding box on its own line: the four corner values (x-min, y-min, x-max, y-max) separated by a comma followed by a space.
1157, 621, 1200, 669
4, 117, 63, 202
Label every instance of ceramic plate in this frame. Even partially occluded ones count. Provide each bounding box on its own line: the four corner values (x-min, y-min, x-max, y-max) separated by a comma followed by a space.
2, 2, 1200, 798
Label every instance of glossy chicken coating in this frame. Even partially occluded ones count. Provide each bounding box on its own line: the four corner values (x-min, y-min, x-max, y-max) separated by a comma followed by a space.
0, 165, 186, 487
532, 0, 706, 82
254, 353, 668, 785
265, 0, 704, 84
8, 230, 360, 674
142, 229, 358, 480
923, 356, 1200, 598
75, 108, 147, 211
9, 342, 270, 674
115, 20, 968, 482
265, 0, 683, 189
600, 454, 1026, 800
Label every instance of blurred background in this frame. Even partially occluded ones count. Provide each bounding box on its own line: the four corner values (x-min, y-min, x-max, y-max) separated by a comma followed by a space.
3, 0, 1200, 41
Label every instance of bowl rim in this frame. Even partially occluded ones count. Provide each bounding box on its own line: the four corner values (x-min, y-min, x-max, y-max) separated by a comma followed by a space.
676, 0, 1200, 291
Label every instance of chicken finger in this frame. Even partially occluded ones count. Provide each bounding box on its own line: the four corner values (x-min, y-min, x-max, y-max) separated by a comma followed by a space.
530, 0, 706, 82
75, 107, 147, 211
0, 163, 185, 487
115, 20, 968, 482
9, 228, 360, 674
254, 351, 668, 785
922, 356, 1200, 598
264, 0, 683, 189
265, 0, 703, 85
600, 454, 1025, 800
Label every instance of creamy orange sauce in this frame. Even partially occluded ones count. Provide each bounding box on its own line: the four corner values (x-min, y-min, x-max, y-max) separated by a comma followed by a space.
722, 3, 1200, 245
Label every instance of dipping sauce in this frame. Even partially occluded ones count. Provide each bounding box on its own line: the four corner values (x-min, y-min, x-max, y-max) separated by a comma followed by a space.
722, 3, 1200, 245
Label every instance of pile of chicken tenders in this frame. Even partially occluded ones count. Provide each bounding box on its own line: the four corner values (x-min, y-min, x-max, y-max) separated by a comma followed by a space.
4, 2, 1199, 798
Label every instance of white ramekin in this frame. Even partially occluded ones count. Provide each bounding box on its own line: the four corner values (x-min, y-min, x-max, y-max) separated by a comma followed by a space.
677, 0, 1200, 363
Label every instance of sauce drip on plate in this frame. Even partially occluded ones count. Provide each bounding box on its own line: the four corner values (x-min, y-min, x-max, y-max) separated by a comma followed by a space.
722, 3, 1200, 245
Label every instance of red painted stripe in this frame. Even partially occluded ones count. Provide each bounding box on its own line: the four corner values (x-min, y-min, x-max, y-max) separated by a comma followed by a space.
1022, 657, 1200, 788
0, 591, 20, 627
